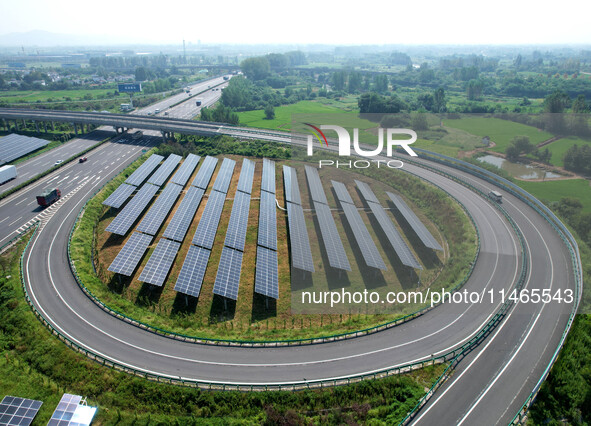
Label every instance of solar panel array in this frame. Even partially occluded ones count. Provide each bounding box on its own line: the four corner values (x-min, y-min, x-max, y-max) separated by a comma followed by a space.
138, 238, 181, 286
340, 201, 387, 270
387, 192, 443, 251
47, 394, 81, 426
314, 202, 351, 271
102, 183, 136, 208
125, 154, 163, 186
171, 153, 200, 186
255, 246, 279, 299
367, 202, 422, 269
191, 190, 226, 249
224, 191, 251, 252
147, 154, 182, 186
108, 232, 153, 276
257, 191, 277, 250
0, 396, 43, 426
331, 180, 354, 205
236, 158, 255, 194
106, 183, 159, 236
355, 180, 380, 204
136, 183, 182, 235
192, 155, 218, 189
286, 202, 315, 272
212, 158, 236, 193
0, 133, 50, 165
162, 186, 204, 242
174, 245, 211, 298
261, 158, 276, 194
212, 246, 243, 300
283, 165, 302, 205
305, 165, 328, 205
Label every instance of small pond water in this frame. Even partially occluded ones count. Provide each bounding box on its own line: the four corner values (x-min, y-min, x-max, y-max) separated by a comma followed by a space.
477, 155, 563, 180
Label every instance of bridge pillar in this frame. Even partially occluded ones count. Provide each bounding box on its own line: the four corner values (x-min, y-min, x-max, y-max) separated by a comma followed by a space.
44, 122, 48, 133
22, 119, 26, 128
14, 120, 19, 131
35, 121, 40, 133
51, 121, 55, 131
72, 123, 78, 135
161, 130, 167, 141
2, 119, 7, 131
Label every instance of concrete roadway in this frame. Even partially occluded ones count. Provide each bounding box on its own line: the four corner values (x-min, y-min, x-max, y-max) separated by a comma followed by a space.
18, 135, 575, 425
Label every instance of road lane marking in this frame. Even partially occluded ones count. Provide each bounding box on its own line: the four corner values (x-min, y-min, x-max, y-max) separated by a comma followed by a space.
8, 216, 22, 227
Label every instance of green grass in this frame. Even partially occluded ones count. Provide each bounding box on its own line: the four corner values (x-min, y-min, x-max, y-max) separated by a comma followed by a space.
543, 136, 591, 167
517, 179, 591, 213
0, 88, 117, 103
444, 117, 553, 153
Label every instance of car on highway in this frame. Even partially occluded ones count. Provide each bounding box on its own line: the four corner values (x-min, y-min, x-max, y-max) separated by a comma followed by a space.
79, 157, 87, 163
154, 108, 160, 114
54, 160, 63, 166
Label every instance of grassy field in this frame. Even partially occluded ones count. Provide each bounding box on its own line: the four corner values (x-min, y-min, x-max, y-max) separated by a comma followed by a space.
0, 88, 117, 103
543, 136, 591, 167
517, 179, 591, 213
444, 117, 553, 153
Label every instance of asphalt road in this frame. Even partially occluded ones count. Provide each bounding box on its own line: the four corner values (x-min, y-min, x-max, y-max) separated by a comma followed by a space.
10, 130, 575, 426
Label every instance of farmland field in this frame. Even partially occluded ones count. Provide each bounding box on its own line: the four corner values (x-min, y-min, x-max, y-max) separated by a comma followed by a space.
517, 178, 591, 213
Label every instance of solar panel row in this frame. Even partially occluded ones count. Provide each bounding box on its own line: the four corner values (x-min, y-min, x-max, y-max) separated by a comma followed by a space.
0, 396, 43, 426
283, 165, 302, 205
254, 246, 279, 299
147, 154, 182, 186
136, 183, 182, 235
162, 186, 204, 242
102, 183, 136, 209
367, 202, 422, 269
286, 202, 315, 272
236, 158, 255, 194
107, 232, 153, 276
304, 165, 328, 205
170, 153, 200, 186
138, 238, 181, 286
260, 158, 276, 194
174, 245, 211, 298
386, 192, 443, 251
212, 158, 236, 193
106, 183, 159, 236
314, 201, 351, 271
212, 246, 243, 300
354, 180, 380, 204
331, 180, 354, 205
192, 155, 218, 189
125, 154, 164, 186
0, 133, 50, 165
224, 191, 251, 252
257, 190, 277, 250
191, 190, 226, 249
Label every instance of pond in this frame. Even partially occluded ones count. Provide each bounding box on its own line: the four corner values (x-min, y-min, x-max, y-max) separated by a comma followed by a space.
477, 155, 563, 180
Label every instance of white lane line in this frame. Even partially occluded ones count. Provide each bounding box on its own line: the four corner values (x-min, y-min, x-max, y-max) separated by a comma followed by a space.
27, 200, 36, 206
46, 175, 60, 184
8, 216, 22, 227
56, 175, 70, 184
20, 172, 30, 178
0, 217, 8, 224
14, 198, 27, 206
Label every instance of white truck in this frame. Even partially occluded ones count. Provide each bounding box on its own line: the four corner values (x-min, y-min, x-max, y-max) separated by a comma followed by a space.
0, 165, 17, 185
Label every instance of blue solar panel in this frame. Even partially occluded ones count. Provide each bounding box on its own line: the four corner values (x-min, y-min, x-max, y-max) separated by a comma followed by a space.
136, 183, 182, 235
148, 154, 182, 186
331, 180, 355, 205
138, 238, 181, 286
386, 192, 443, 251
106, 183, 159, 236
305, 165, 328, 205
192, 156, 218, 189
0, 133, 50, 165
0, 396, 43, 426
236, 158, 255, 194
162, 186, 205, 242
286, 202, 315, 272
171, 153, 201, 186
224, 191, 251, 251
174, 245, 211, 298
314, 201, 351, 271
254, 246, 279, 299
103, 183, 136, 208
191, 190, 226, 249
212, 158, 236, 193
355, 180, 380, 204
107, 232, 153, 276
261, 158, 276, 194
257, 191, 277, 250
283, 165, 302, 205
213, 246, 243, 300
125, 154, 164, 186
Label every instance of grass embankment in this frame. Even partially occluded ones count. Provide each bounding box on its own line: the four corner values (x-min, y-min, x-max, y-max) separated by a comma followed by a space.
517, 179, 591, 214
70, 139, 477, 342
0, 234, 446, 424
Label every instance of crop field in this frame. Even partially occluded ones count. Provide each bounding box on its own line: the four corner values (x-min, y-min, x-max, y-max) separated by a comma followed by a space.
543, 136, 591, 167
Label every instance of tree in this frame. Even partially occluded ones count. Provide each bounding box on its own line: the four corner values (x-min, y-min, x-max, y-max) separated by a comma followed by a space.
572, 95, 588, 113
240, 57, 270, 81
135, 67, 148, 82
347, 72, 362, 93
544, 90, 570, 113
411, 113, 429, 130
331, 71, 346, 91
505, 135, 535, 161
466, 79, 484, 100
374, 75, 389, 93
433, 88, 447, 112
264, 104, 275, 120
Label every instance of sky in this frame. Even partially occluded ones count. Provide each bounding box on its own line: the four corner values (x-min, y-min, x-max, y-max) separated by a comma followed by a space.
1, 0, 591, 46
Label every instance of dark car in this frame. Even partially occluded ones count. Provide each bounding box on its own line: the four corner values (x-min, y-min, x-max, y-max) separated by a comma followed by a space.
79, 157, 87, 163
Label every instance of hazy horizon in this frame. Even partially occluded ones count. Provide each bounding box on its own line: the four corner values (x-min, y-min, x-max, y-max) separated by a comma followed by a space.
1, 0, 590, 47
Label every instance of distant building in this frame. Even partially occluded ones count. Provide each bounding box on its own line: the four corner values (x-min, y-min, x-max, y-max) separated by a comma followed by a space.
62, 63, 82, 69
482, 136, 491, 146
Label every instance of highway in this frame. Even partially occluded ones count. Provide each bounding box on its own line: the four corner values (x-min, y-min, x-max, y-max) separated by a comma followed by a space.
0, 110, 579, 425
